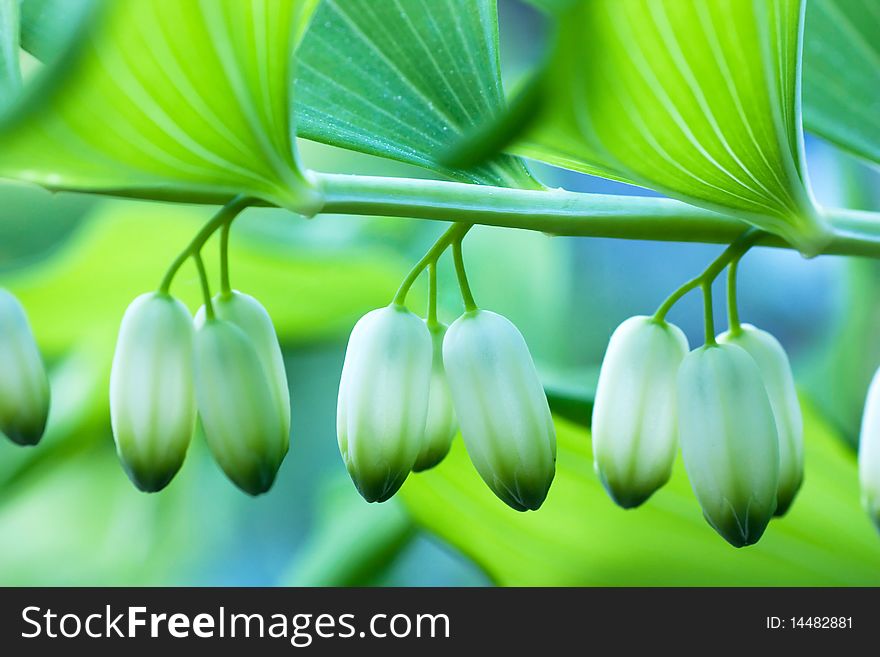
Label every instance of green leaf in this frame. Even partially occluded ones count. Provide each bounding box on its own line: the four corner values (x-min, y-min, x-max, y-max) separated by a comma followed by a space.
294, 0, 538, 188
803, 0, 880, 167
401, 403, 880, 585
0, 0, 21, 97
0, 0, 320, 211
18, 0, 94, 62
514, 0, 826, 254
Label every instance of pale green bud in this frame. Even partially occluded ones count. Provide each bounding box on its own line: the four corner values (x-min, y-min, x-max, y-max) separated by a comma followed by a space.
859, 367, 880, 532
110, 292, 196, 491
337, 305, 432, 502
193, 318, 288, 496
195, 291, 290, 440
0, 289, 50, 446
678, 343, 779, 547
443, 310, 556, 511
718, 324, 803, 516
592, 316, 689, 508
412, 322, 458, 472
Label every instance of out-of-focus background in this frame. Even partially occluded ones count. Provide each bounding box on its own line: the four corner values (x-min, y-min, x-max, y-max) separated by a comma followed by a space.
1, 1, 879, 586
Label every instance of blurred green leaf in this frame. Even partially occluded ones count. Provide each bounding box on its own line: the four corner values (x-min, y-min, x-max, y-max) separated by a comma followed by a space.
514, 0, 824, 254
18, 0, 94, 62
401, 403, 880, 585
0, 0, 20, 97
803, 0, 880, 167
4, 202, 408, 359
282, 478, 415, 586
295, 0, 538, 188
0, 0, 318, 208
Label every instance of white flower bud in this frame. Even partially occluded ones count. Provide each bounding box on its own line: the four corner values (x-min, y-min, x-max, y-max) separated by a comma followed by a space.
443, 310, 556, 511
413, 322, 458, 472
859, 367, 880, 532
678, 343, 779, 547
196, 291, 290, 441
194, 318, 288, 496
110, 292, 196, 491
719, 324, 803, 515
592, 316, 689, 508
0, 289, 50, 446
337, 305, 432, 502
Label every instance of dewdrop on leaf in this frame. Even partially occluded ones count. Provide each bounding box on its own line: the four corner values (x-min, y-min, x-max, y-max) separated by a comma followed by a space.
443, 310, 556, 511
110, 292, 196, 491
337, 305, 432, 502
592, 316, 689, 508
0, 289, 50, 446
678, 343, 779, 547
412, 321, 458, 472
718, 324, 803, 516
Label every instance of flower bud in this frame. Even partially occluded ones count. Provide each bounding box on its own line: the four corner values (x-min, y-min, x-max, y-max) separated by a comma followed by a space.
193, 317, 288, 495
412, 322, 458, 472
859, 368, 880, 532
337, 305, 432, 502
592, 316, 689, 508
0, 289, 50, 446
718, 324, 803, 516
678, 343, 779, 547
443, 310, 556, 511
110, 292, 196, 491
196, 291, 290, 440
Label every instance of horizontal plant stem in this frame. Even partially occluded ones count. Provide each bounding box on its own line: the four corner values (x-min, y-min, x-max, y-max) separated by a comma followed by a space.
315, 172, 880, 258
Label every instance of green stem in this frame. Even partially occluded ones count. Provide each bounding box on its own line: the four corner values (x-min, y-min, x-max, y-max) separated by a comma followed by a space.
316, 172, 880, 258
392, 222, 470, 306
727, 257, 742, 335
702, 282, 716, 346
220, 220, 232, 296
193, 251, 214, 320
654, 230, 760, 321
427, 261, 439, 329
452, 235, 477, 312
158, 195, 250, 294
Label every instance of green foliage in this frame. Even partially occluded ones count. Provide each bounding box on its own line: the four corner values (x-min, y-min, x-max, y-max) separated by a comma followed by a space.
515, 0, 825, 253
401, 404, 880, 585
295, 0, 537, 188
0, 0, 320, 210
803, 0, 880, 167
0, 0, 20, 97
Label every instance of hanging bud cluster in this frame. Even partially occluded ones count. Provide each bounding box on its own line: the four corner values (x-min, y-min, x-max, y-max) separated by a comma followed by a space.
110, 289, 290, 495
592, 314, 803, 547
0, 289, 50, 447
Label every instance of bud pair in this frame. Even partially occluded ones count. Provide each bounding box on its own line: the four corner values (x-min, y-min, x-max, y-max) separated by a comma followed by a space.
678, 343, 780, 547
0, 290, 50, 446
592, 316, 689, 508
194, 291, 291, 496
443, 310, 556, 511
111, 290, 290, 495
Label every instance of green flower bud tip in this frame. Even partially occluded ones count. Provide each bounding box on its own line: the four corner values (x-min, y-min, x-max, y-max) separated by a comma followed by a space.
443, 310, 556, 512
859, 368, 880, 532
678, 343, 779, 547
412, 322, 458, 473
718, 324, 803, 516
337, 305, 432, 503
592, 316, 688, 509
194, 311, 289, 496
0, 289, 50, 446
110, 292, 196, 492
